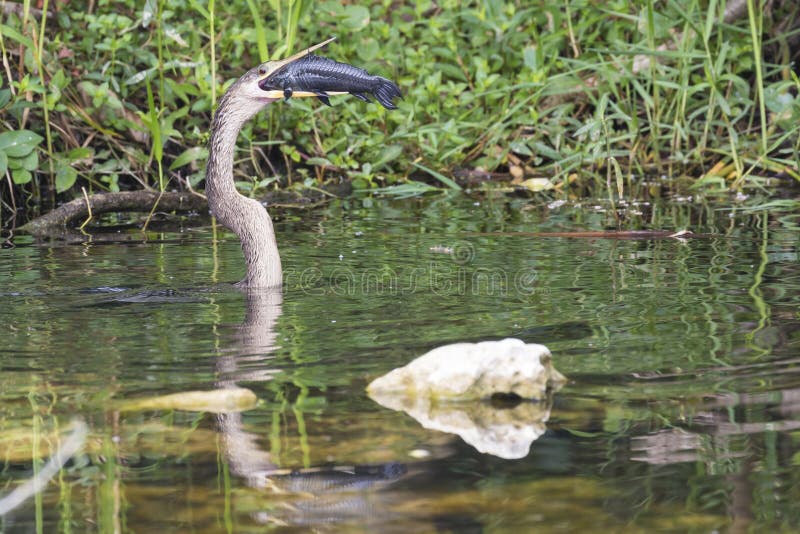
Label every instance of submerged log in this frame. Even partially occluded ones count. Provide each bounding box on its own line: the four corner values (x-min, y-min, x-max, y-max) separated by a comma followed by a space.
18, 191, 206, 236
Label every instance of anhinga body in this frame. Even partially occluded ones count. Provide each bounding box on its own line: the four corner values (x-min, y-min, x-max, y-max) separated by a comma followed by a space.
204, 38, 400, 288
206, 82, 282, 288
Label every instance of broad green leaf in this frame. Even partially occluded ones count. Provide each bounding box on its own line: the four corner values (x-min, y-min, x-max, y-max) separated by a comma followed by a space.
19, 150, 39, 171
342, 5, 370, 30
46, 83, 62, 110
0, 130, 43, 158
11, 168, 32, 185
355, 39, 380, 62
6, 151, 38, 171
56, 162, 78, 192
169, 146, 208, 170
715, 93, 732, 116
0, 151, 7, 175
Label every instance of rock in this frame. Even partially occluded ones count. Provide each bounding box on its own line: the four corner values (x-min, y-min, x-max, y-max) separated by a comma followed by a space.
366, 338, 565, 401
366, 338, 566, 459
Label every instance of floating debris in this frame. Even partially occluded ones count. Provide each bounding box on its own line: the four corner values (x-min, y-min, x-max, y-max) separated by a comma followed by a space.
428, 245, 454, 255
119, 388, 258, 413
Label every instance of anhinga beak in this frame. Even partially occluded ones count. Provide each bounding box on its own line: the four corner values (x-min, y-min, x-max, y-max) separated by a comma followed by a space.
257, 37, 347, 99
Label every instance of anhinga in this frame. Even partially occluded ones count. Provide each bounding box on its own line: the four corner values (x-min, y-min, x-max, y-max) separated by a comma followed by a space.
205, 37, 400, 288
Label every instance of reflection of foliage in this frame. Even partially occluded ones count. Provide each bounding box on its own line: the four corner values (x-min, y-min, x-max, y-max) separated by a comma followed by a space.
578, 392, 800, 528
1, 198, 799, 529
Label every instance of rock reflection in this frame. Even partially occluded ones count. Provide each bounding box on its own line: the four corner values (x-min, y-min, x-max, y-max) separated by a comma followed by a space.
371, 392, 556, 460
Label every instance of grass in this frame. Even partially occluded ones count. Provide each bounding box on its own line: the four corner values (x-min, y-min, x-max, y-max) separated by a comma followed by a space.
0, 0, 798, 226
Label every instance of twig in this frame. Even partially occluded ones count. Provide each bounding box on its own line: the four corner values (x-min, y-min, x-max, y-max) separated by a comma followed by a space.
141, 189, 165, 232
5, 171, 17, 215
78, 186, 93, 230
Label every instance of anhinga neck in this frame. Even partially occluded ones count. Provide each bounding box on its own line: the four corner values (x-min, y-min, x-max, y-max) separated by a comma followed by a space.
205, 94, 282, 288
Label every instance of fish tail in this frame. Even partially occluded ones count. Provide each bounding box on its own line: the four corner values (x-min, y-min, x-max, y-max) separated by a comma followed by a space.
372, 76, 402, 110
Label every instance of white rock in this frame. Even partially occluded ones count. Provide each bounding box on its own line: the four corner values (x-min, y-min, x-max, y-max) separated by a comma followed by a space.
367, 338, 565, 401
366, 339, 566, 459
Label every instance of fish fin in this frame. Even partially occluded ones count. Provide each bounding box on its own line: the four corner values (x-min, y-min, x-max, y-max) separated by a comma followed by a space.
283, 88, 293, 101
351, 92, 371, 103
315, 93, 332, 106
372, 77, 401, 110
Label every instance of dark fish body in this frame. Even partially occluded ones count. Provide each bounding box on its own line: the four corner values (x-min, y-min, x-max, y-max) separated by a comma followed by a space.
267, 462, 407, 494
259, 54, 401, 109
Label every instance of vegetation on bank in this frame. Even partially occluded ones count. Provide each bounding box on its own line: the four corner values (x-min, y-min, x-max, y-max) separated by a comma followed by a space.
1, 0, 798, 226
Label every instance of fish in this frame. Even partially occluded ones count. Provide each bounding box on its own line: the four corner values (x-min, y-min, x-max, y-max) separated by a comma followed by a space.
258, 54, 402, 109
264, 462, 407, 494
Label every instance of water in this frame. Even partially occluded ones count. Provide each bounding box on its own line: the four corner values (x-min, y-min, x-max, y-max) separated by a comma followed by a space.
1, 196, 798, 532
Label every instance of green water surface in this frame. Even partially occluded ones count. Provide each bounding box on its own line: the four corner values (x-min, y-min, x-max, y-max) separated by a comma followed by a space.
1, 196, 798, 532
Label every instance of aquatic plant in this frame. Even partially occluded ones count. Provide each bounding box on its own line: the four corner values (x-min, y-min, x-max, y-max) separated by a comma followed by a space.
1, 1, 798, 226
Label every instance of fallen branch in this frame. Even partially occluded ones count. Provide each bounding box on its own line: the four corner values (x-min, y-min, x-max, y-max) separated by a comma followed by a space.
19, 191, 206, 236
